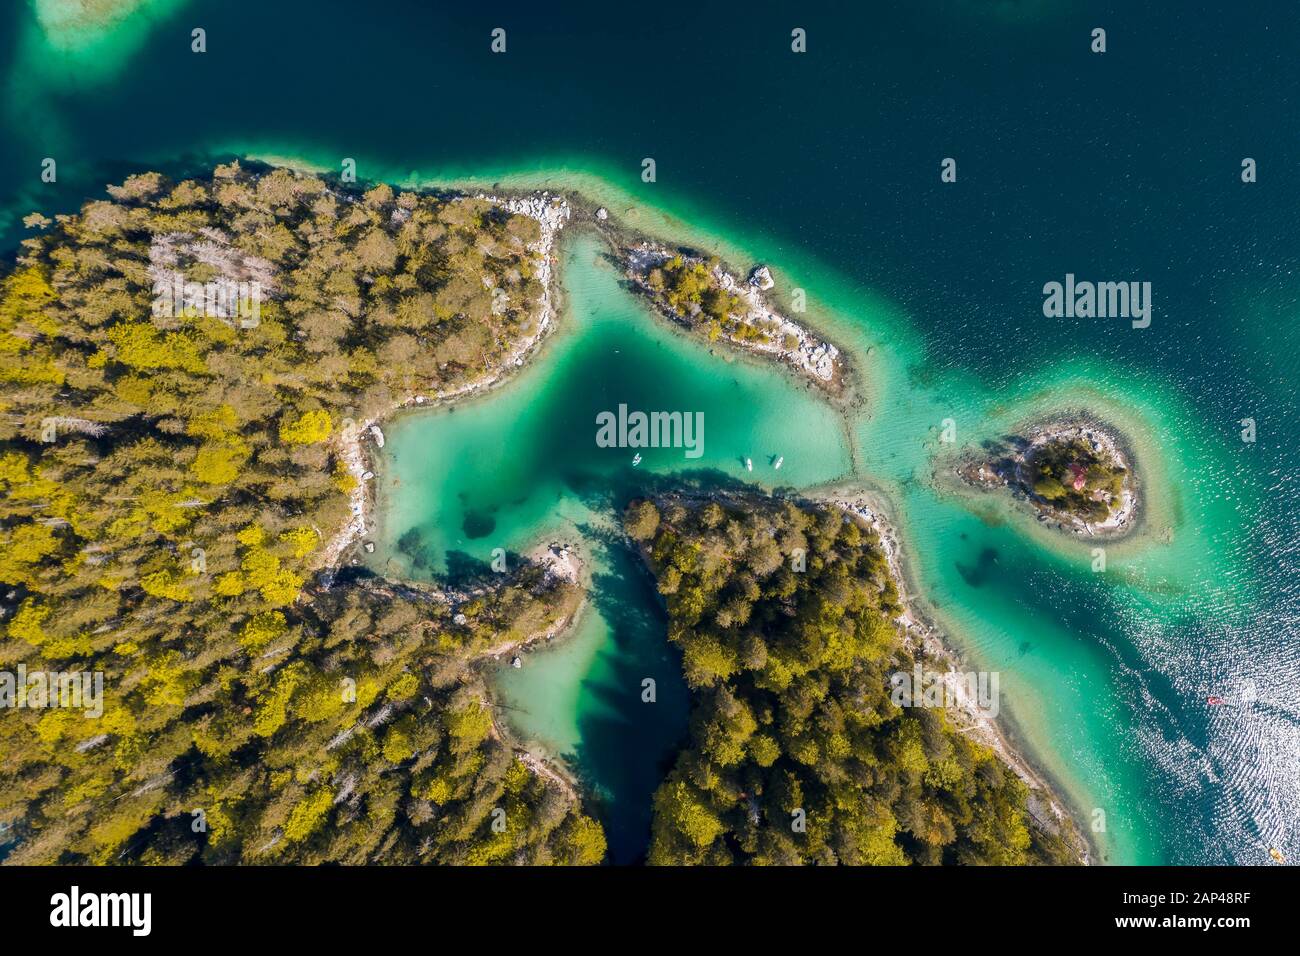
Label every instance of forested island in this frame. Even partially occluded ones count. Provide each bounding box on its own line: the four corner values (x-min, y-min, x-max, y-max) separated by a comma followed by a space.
957, 421, 1137, 537
624, 495, 1082, 864
0, 162, 603, 863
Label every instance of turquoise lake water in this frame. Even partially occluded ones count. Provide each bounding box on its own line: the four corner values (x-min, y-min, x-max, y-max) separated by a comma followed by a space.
373, 233, 850, 861
2, 0, 1297, 865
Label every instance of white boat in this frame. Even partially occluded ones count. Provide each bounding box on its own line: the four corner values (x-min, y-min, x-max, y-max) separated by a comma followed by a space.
745, 457, 753, 472
773, 456, 784, 470
632, 453, 642, 467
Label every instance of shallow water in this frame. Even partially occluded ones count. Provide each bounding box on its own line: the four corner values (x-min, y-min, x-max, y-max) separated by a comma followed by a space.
3, 0, 1297, 865
371, 232, 849, 858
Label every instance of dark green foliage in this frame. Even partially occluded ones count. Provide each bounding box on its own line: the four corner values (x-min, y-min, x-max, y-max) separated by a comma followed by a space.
1026, 437, 1127, 522
628, 496, 1080, 866
645, 255, 769, 344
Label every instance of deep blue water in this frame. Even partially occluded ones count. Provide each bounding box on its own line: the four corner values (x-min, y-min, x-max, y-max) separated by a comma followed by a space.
2, 0, 1297, 864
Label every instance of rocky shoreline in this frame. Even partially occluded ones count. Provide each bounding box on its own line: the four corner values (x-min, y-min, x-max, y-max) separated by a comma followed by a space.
621, 241, 845, 393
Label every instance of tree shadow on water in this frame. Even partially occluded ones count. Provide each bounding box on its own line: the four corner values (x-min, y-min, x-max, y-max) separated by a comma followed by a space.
396, 526, 433, 574
563, 527, 691, 865
562, 464, 761, 518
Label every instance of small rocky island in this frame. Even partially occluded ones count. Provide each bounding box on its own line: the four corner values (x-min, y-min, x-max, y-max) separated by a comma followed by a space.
958, 420, 1137, 537
620, 243, 844, 393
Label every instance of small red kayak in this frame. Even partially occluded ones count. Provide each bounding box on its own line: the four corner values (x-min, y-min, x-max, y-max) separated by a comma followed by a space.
1207, 696, 1226, 706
